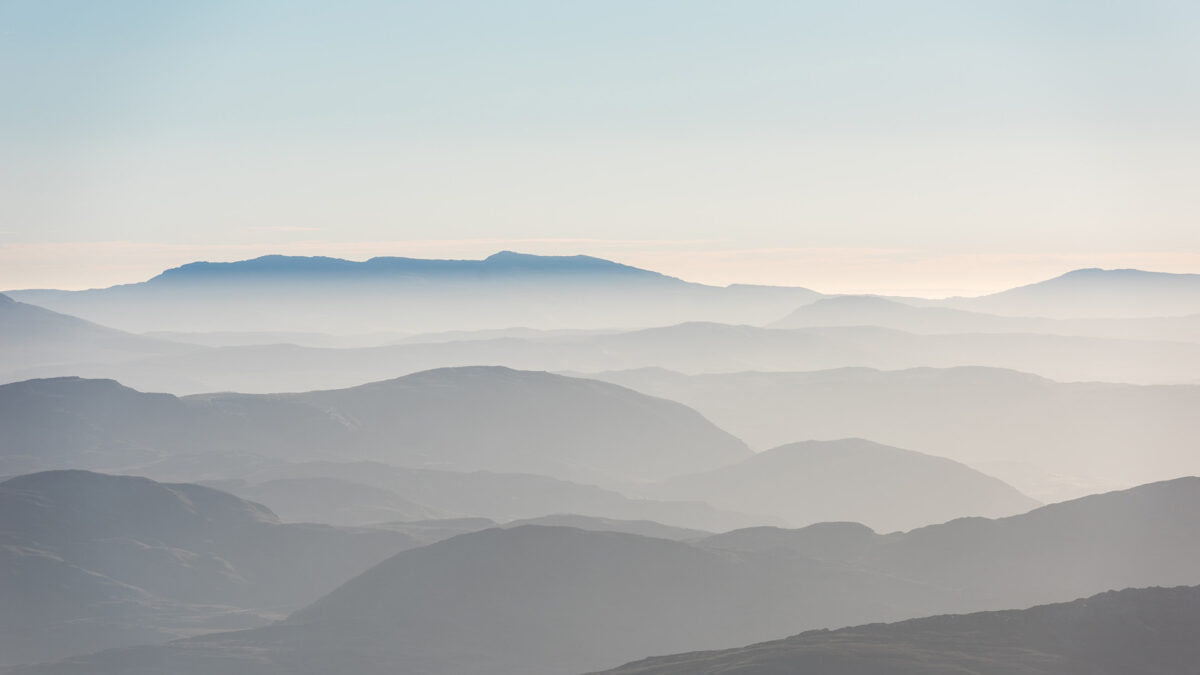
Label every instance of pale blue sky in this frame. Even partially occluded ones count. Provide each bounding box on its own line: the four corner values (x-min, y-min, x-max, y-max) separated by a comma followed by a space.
3, 1, 1199, 293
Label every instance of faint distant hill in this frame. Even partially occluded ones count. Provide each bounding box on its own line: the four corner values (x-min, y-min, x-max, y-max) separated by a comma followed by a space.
16, 478, 1200, 675
0, 367, 750, 486
0, 470, 415, 667
772, 294, 1200, 342
0, 293, 191, 371
652, 438, 1038, 532
199, 477, 448, 526
5, 252, 822, 333
180, 461, 774, 533
592, 585, 1200, 675
501, 514, 709, 541
589, 366, 1200, 501
12, 318, 1200, 393
938, 268, 1200, 318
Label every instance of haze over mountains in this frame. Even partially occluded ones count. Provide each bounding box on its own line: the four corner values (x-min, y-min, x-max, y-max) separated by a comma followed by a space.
0, 368, 749, 486
0, 372, 1044, 532
8, 317, 1200, 395
651, 438, 1039, 532
593, 366, 1200, 501
937, 268, 1200, 318
4, 252, 1200, 674
6, 253, 822, 334
6, 256, 1200, 394
773, 294, 1200, 342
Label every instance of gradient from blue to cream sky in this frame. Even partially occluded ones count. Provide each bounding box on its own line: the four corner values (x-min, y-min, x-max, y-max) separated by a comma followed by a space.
2, 1, 1199, 295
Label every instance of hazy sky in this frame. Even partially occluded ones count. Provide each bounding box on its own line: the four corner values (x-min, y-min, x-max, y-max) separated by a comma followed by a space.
3, 1, 1199, 295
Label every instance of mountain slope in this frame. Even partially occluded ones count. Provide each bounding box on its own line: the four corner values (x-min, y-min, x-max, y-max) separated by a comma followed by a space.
0, 470, 416, 667
592, 585, 1200, 675
0, 368, 750, 485
0, 293, 190, 377
653, 439, 1038, 532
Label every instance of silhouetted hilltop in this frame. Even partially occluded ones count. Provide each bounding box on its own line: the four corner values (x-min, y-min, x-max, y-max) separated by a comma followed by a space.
0, 470, 415, 666
654, 438, 1038, 532
6, 252, 821, 333
592, 585, 1200, 675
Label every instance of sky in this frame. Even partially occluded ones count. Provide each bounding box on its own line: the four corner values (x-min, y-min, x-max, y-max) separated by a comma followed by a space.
2, 1, 1199, 295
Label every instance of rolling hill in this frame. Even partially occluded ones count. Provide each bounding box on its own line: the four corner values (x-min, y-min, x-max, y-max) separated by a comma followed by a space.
592, 585, 1200, 675
0, 368, 750, 486
12, 478, 1200, 675
0, 470, 416, 667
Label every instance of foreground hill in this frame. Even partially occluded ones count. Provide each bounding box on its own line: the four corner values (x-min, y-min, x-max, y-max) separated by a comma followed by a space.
6, 252, 821, 334
593, 366, 1200, 500
653, 439, 1038, 532
0, 471, 416, 667
592, 585, 1200, 675
0, 368, 749, 485
14, 478, 1200, 675
8, 526, 951, 675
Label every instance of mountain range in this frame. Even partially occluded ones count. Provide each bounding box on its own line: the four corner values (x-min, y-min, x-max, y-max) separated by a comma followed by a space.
9, 258, 1200, 340
0, 470, 416, 667
5, 253, 822, 334
0, 368, 749, 486
590, 366, 1200, 501
8, 476, 1200, 675
8, 318, 1200, 394
0, 372, 1055, 532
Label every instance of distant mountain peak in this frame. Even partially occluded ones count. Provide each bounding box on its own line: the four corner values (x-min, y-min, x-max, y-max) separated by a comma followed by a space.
144, 251, 673, 285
